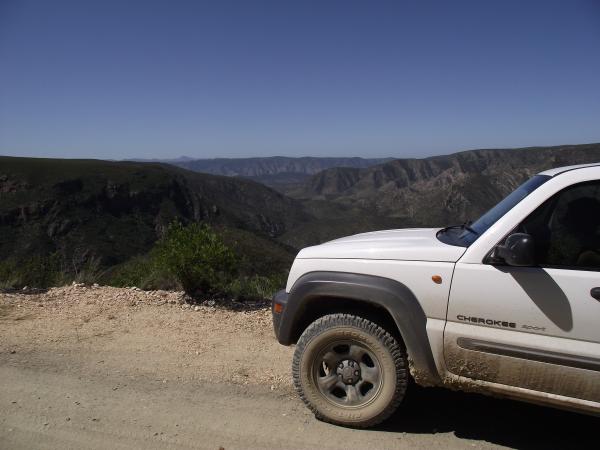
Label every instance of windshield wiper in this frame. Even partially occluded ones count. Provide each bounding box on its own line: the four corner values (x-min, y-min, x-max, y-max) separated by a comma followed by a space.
439, 220, 479, 236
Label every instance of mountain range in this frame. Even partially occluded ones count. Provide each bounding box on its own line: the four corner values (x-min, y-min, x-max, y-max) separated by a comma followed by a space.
286, 143, 600, 228
2, 143, 600, 287
131, 156, 392, 189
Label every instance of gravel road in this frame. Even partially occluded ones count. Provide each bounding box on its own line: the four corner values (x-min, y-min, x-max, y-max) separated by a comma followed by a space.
0, 285, 596, 449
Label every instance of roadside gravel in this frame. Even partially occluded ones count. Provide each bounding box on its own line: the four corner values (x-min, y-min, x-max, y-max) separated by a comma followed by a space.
0, 284, 292, 390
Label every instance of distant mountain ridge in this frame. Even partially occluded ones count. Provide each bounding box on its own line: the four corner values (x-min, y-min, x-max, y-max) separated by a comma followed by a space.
164, 156, 392, 176
288, 143, 600, 228
129, 156, 393, 188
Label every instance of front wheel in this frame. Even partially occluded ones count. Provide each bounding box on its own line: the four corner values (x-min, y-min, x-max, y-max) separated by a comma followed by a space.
292, 313, 408, 428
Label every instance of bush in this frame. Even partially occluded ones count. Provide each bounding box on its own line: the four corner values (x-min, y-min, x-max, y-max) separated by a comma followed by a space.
0, 254, 61, 289
103, 255, 177, 291
154, 222, 237, 296
225, 273, 286, 301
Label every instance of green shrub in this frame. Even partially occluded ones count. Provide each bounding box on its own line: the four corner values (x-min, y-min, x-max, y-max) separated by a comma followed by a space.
103, 254, 178, 290
0, 260, 21, 289
0, 254, 61, 289
225, 273, 286, 301
154, 222, 236, 296
71, 255, 106, 285
102, 255, 155, 288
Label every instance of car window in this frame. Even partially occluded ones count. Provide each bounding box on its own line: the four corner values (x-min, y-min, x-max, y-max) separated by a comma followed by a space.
438, 175, 550, 247
469, 175, 550, 239
520, 181, 600, 270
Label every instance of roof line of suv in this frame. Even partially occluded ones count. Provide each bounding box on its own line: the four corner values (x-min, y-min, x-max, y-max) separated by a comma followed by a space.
539, 163, 600, 177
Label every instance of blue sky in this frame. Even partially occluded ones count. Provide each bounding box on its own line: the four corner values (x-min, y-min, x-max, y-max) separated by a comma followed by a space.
0, 0, 599, 159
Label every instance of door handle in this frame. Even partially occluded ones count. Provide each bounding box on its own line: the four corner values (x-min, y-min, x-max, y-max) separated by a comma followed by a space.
591, 287, 600, 300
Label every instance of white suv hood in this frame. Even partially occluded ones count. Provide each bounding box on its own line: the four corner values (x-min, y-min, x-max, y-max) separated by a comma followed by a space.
296, 228, 466, 262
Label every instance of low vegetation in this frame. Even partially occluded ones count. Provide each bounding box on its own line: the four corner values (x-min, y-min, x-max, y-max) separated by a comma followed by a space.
0, 222, 288, 301
154, 221, 236, 296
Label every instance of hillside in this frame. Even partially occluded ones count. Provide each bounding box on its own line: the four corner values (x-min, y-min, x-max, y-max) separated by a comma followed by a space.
0, 157, 307, 281
287, 143, 600, 229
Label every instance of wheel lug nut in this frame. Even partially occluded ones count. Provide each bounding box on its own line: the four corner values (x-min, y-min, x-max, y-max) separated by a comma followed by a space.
354, 371, 359, 376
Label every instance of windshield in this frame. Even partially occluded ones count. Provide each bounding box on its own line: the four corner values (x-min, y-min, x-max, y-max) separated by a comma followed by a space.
438, 174, 551, 247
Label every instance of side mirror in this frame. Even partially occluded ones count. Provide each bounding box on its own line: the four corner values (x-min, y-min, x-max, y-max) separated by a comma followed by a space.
495, 233, 535, 266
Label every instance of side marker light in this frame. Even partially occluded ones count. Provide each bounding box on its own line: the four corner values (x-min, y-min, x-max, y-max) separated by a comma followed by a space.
432, 275, 443, 284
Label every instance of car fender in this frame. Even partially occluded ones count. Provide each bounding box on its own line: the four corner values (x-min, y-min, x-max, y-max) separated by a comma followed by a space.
275, 271, 441, 386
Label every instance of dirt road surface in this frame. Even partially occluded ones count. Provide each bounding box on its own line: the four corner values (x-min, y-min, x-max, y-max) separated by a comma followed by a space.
1, 285, 596, 449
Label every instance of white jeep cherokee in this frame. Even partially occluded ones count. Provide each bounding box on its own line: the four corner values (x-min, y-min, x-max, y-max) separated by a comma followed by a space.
272, 163, 600, 427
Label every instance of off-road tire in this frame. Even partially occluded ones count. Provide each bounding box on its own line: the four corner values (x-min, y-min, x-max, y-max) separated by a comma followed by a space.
292, 313, 408, 428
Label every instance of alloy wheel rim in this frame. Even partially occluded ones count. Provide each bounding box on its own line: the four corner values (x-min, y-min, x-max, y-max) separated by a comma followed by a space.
312, 340, 383, 408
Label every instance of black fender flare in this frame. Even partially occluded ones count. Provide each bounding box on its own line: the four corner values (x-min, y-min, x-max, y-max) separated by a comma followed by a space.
274, 271, 441, 385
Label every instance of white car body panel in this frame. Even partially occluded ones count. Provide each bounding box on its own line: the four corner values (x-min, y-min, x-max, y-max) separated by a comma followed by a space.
443, 321, 600, 401
287, 258, 455, 320
295, 228, 466, 262
425, 318, 448, 375
446, 265, 600, 341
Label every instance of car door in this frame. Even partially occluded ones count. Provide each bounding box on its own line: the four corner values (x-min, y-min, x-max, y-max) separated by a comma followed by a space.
444, 180, 600, 402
